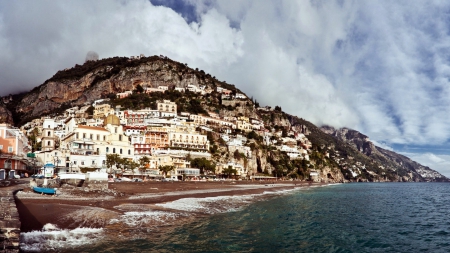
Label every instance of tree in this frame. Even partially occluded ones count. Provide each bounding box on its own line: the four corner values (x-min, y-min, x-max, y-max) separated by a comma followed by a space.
254, 99, 260, 108
159, 165, 175, 177
106, 154, 121, 174
191, 157, 216, 174
128, 161, 140, 176
234, 150, 243, 161
85, 106, 94, 117
222, 165, 237, 178
275, 105, 282, 111
134, 84, 144, 93
139, 156, 150, 168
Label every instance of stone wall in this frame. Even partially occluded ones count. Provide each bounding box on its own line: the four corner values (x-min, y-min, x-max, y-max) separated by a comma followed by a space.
0, 183, 22, 253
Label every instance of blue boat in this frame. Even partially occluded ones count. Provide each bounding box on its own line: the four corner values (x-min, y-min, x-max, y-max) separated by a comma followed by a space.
33, 187, 56, 195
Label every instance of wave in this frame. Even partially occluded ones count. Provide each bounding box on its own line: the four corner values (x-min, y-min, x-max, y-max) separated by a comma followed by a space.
156, 195, 257, 214
110, 210, 181, 227
20, 223, 103, 252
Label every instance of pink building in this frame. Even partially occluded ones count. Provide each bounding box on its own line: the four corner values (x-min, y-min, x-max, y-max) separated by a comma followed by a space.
0, 124, 31, 173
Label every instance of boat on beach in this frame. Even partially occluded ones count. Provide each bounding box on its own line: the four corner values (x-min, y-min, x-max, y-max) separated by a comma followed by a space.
33, 186, 56, 195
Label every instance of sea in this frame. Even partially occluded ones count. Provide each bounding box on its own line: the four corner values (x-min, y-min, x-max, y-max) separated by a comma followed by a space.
20, 183, 450, 252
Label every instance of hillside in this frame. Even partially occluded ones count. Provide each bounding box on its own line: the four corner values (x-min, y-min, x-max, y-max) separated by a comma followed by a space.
0, 55, 447, 182
320, 126, 447, 182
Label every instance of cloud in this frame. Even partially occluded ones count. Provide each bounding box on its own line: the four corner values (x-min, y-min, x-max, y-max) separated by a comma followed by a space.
0, 0, 244, 94
1, 0, 450, 175
371, 140, 394, 151
400, 152, 450, 177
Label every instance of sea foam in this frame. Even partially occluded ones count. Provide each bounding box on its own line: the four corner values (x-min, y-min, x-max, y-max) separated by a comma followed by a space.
110, 210, 181, 227
20, 223, 103, 252
156, 195, 257, 214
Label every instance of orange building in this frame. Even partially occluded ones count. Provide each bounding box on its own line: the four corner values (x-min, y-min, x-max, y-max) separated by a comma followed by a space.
0, 124, 32, 174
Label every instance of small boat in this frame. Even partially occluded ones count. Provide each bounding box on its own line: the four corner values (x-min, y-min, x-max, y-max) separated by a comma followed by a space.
33, 186, 56, 195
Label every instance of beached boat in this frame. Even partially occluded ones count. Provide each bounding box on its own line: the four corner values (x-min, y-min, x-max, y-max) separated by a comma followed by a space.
33, 186, 56, 195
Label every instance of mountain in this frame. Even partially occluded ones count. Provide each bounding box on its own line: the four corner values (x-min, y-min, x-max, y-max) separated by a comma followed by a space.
320, 126, 447, 182
6, 55, 240, 125
0, 55, 447, 182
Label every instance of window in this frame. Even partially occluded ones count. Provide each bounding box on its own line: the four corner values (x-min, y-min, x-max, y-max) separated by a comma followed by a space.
76, 133, 79, 139
47, 131, 51, 137
113, 148, 116, 153
120, 149, 122, 154
47, 141, 50, 146
81, 161, 85, 165
119, 135, 122, 141
103, 135, 106, 141
106, 147, 109, 153
97, 134, 100, 141
83, 133, 86, 138
115, 127, 118, 133
96, 148, 99, 154
8, 146, 13, 153
128, 150, 131, 155
90, 134, 93, 139
0, 145, 3, 150
74, 161, 77, 165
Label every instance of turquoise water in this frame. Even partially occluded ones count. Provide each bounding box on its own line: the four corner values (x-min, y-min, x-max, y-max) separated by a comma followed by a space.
51, 183, 450, 252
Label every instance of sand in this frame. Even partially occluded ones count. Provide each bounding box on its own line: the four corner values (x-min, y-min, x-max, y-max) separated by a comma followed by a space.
12, 180, 326, 234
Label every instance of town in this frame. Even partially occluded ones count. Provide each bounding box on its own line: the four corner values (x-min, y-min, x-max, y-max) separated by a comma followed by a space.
0, 72, 314, 183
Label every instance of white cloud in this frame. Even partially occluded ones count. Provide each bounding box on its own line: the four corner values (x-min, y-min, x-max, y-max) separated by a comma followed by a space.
371, 141, 394, 151
400, 152, 450, 178
2, 0, 450, 176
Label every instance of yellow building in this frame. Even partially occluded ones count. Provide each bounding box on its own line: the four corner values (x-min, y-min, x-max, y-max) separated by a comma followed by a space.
237, 120, 252, 132
93, 104, 113, 119
168, 131, 209, 151
157, 100, 177, 113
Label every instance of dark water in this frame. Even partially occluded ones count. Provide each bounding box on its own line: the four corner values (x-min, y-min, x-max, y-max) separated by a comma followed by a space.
74, 183, 450, 252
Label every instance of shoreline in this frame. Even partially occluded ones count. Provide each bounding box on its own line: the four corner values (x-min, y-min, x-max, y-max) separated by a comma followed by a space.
16, 181, 325, 232
10, 180, 329, 252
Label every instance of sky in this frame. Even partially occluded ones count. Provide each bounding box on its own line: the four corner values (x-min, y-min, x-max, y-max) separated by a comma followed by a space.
1, 0, 450, 176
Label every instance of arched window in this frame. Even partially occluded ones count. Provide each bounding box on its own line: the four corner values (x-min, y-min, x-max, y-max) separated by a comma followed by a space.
128, 150, 131, 155
113, 148, 116, 153
47, 141, 51, 146
120, 149, 122, 154
47, 131, 51, 137
106, 147, 109, 153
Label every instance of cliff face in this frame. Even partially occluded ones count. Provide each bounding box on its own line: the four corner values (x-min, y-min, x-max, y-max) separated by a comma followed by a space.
15, 56, 234, 122
0, 104, 13, 124
320, 126, 447, 182
4, 54, 446, 183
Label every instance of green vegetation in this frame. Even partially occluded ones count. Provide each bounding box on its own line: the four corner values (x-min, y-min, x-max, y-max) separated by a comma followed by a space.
190, 157, 216, 174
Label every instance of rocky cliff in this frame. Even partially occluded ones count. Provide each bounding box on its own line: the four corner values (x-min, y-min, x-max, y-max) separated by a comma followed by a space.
320, 126, 447, 182
10, 56, 238, 124
0, 55, 446, 183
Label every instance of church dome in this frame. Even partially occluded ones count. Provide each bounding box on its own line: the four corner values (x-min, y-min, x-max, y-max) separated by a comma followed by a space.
103, 114, 120, 126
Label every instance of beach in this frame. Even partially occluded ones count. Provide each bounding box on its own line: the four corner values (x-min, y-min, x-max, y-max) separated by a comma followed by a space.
7, 179, 325, 252
16, 180, 320, 231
